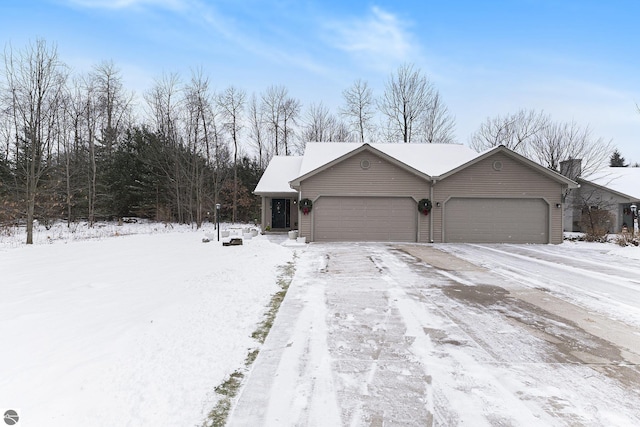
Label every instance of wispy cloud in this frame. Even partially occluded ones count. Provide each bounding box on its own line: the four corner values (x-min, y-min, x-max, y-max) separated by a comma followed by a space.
325, 6, 416, 69
65, 0, 189, 11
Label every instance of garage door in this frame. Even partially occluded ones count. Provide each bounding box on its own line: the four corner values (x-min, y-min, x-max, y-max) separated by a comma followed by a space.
314, 197, 417, 242
444, 198, 548, 243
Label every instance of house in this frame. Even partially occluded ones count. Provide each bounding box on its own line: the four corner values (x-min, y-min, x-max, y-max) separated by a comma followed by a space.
561, 162, 640, 233
254, 142, 578, 243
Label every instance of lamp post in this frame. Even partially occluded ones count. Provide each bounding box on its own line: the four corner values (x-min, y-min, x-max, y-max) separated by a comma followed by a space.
631, 204, 638, 234
216, 203, 221, 241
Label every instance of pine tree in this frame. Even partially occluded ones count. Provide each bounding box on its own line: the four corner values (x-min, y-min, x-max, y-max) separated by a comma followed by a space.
610, 150, 628, 167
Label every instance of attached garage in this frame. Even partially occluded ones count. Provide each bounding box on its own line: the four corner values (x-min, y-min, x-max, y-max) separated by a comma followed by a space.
444, 198, 549, 243
313, 197, 417, 242
256, 143, 578, 244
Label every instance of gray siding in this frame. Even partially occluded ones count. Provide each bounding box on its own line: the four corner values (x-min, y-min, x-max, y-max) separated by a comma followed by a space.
569, 182, 631, 233
299, 151, 430, 242
432, 153, 565, 244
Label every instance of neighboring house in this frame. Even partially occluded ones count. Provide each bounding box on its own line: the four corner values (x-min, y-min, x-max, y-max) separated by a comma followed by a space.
254, 143, 578, 243
562, 163, 640, 233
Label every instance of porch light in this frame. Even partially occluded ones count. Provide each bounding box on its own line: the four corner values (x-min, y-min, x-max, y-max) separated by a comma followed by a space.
556, 203, 562, 208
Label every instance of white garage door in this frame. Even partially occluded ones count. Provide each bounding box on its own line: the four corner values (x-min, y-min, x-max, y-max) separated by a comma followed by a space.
444, 198, 549, 243
314, 197, 417, 242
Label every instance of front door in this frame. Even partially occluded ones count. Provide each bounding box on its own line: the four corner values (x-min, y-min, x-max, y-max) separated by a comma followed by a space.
272, 199, 290, 229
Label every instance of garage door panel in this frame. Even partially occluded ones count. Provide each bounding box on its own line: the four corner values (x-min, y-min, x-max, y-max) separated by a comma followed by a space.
314, 197, 416, 242
445, 198, 548, 244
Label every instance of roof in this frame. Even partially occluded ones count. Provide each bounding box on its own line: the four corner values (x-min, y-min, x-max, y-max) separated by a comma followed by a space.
581, 167, 640, 200
254, 142, 579, 194
297, 142, 479, 177
253, 155, 302, 194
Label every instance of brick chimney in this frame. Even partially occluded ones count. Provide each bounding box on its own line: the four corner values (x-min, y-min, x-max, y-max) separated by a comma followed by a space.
560, 158, 582, 180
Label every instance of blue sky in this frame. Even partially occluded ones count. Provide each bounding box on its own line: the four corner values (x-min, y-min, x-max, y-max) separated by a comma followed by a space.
2, 0, 639, 163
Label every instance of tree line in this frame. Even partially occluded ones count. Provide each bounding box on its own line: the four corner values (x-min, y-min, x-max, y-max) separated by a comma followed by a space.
0, 39, 626, 244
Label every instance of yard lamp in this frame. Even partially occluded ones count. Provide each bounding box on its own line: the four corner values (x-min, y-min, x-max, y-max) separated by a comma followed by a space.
216, 203, 221, 241
631, 204, 638, 234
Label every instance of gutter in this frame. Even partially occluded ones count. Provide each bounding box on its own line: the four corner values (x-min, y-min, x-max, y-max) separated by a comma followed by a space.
430, 178, 436, 243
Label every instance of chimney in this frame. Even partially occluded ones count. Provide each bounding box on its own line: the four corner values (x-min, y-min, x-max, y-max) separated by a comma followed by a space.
560, 158, 582, 180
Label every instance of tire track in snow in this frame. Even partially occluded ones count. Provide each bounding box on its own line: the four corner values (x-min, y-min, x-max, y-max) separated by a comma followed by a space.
395, 244, 640, 426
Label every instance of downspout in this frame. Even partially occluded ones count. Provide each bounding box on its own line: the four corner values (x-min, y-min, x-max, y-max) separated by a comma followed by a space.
430, 178, 436, 243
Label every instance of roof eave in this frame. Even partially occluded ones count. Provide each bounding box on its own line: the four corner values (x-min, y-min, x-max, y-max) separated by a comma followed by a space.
289, 143, 432, 187
576, 177, 637, 201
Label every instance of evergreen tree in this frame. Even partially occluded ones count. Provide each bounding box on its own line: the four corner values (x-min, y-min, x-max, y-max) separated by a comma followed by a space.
610, 150, 628, 167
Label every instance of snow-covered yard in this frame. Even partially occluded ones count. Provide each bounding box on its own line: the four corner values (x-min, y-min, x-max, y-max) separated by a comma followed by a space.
0, 222, 294, 426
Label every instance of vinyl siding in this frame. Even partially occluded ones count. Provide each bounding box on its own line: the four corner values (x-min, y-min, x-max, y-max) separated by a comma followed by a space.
298, 150, 430, 242
432, 153, 565, 244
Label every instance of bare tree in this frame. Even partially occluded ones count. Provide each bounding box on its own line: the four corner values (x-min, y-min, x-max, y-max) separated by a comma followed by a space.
302, 102, 350, 146
3, 39, 68, 243
281, 95, 301, 155
90, 60, 133, 154
248, 92, 266, 168
184, 69, 217, 227
470, 109, 612, 176
144, 73, 187, 222
80, 74, 99, 226
261, 85, 286, 156
529, 120, 612, 177
302, 102, 333, 142
469, 109, 548, 152
421, 91, 456, 144
378, 63, 434, 143
218, 85, 246, 222
340, 79, 374, 143
260, 85, 302, 156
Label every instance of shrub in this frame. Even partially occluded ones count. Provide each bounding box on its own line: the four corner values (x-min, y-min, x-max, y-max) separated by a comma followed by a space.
615, 231, 640, 247
580, 208, 613, 242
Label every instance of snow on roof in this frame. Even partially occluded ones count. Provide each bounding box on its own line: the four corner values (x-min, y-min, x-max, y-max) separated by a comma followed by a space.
582, 167, 640, 200
298, 142, 479, 177
254, 156, 303, 194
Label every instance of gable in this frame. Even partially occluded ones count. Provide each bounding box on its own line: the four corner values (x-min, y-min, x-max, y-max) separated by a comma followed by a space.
299, 150, 430, 198
436, 145, 578, 188
435, 151, 565, 195
290, 144, 431, 189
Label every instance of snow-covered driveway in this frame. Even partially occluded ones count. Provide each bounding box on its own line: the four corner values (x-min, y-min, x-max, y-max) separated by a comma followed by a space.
229, 242, 640, 426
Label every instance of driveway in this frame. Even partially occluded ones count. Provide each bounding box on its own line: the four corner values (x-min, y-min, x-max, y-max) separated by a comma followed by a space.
227, 243, 640, 426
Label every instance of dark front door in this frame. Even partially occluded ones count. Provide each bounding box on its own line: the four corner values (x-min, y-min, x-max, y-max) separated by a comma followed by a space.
272, 199, 290, 229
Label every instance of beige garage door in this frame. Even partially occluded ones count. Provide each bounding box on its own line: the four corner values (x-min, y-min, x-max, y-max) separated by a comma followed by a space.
314, 197, 417, 242
444, 198, 549, 243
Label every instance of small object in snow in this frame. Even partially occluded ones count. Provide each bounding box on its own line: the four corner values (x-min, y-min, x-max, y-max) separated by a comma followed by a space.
223, 238, 243, 246
202, 238, 211, 243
